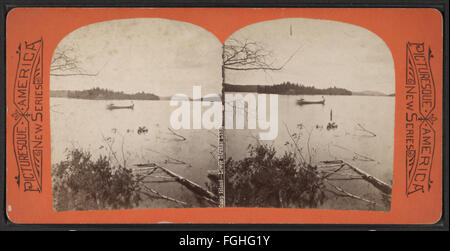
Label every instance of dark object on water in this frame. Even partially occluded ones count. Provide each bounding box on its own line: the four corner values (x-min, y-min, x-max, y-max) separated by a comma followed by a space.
137, 126, 148, 135
297, 96, 325, 105
327, 122, 338, 130
326, 109, 337, 130
106, 103, 134, 110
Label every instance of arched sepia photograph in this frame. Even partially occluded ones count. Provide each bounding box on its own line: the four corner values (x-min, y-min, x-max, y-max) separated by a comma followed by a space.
5, 7, 444, 226
50, 18, 223, 211
50, 17, 395, 212
223, 18, 395, 211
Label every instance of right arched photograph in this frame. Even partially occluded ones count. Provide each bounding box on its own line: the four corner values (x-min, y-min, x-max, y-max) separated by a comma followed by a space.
223, 18, 395, 211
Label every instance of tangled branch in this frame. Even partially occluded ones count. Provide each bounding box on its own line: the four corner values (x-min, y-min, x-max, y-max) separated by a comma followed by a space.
223, 39, 299, 71
51, 47, 102, 77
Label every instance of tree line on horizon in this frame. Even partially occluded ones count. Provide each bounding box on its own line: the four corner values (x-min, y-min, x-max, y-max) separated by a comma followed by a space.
50, 87, 160, 100
223, 81, 353, 95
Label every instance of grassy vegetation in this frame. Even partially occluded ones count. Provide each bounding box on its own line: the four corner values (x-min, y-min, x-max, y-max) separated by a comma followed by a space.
224, 144, 326, 208
53, 148, 142, 211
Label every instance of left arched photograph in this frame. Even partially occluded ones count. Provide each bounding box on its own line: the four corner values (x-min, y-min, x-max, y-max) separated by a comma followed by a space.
50, 18, 223, 211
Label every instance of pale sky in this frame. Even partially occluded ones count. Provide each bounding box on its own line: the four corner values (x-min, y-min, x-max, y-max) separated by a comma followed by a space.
51, 18, 223, 97
225, 18, 395, 94
51, 17, 395, 96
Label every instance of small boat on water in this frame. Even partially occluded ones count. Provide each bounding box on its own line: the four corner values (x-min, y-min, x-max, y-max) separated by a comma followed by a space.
297, 96, 325, 105
106, 103, 134, 110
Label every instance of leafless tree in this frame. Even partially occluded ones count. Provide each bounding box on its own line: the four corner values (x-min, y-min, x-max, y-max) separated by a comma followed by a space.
222, 39, 299, 72
50, 47, 100, 77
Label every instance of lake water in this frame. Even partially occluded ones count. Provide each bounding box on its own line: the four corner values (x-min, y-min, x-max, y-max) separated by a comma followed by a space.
225, 94, 395, 211
51, 98, 219, 209
51, 94, 394, 210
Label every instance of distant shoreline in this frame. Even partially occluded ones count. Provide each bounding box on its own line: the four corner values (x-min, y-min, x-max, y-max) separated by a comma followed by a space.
50, 84, 394, 101
222, 90, 395, 97
223, 83, 394, 97
50, 88, 160, 101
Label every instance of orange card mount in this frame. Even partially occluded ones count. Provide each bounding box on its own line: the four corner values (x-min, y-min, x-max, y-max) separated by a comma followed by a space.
5, 8, 443, 224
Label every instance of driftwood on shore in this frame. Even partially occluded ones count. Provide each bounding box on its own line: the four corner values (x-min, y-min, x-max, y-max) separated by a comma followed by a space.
284, 124, 388, 207
356, 123, 377, 137
326, 182, 377, 205
141, 185, 189, 206
134, 163, 219, 206
320, 160, 392, 194
168, 127, 186, 141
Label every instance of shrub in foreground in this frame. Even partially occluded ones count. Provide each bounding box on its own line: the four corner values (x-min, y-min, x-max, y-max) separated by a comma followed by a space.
53, 149, 141, 211
225, 144, 326, 208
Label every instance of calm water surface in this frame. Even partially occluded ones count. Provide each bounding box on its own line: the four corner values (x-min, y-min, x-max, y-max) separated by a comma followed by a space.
225, 94, 395, 210
51, 94, 394, 210
51, 98, 218, 208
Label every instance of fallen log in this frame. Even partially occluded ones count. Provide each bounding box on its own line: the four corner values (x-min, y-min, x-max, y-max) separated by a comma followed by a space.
143, 180, 177, 184
320, 160, 343, 165
342, 161, 392, 194
320, 159, 392, 194
142, 185, 188, 206
357, 123, 377, 137
317, 163, 343, 168
322, 164, 346, 179
168, 127, 186, 141
135, 163, 219, 203
327, 177, 364, 181
326, 183, 377, 205
135, 163, 158, 168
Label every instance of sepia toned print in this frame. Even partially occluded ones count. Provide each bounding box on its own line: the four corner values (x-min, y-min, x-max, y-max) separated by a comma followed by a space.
50, 18, 223, 211
5, 7, 443, 224
50, 17, 395, 212
223, 18, 395, 211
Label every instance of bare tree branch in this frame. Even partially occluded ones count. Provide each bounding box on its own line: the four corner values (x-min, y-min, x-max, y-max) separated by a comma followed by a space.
50, 72, 100, 77
141, 185, 189, 206
284, 123, 307, 165
223, 39, 300, 71
326, 182, 377, 205
356, 123, 377, 137
50, 47, 103, 77
167, 127, 186, 141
